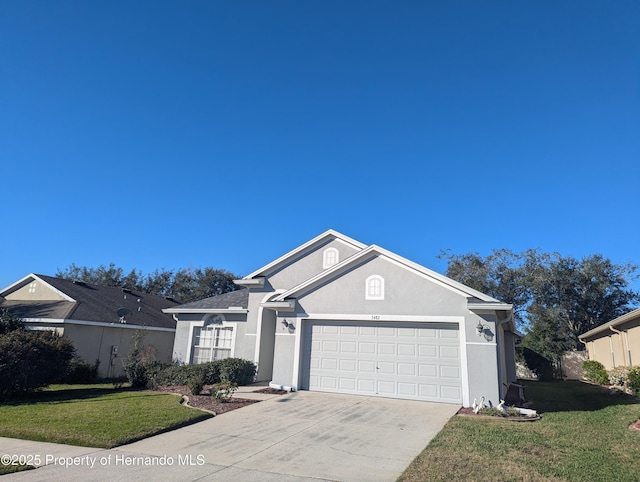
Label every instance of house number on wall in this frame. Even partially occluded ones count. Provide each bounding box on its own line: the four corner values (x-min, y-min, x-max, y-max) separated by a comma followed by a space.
371, 315, 381, 320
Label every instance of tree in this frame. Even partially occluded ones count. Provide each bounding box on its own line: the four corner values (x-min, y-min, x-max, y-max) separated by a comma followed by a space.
56, 264, 239, 303
441, 249, 640, 360
439, 248, 540, 326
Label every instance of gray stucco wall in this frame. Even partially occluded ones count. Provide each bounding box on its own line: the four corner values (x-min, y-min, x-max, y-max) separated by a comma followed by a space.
265, 238, 362, 292
268, 254, 502, 406
171, 313, 249, 365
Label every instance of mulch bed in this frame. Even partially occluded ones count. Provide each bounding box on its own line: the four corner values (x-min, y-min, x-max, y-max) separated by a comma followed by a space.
153, 385, 259, 415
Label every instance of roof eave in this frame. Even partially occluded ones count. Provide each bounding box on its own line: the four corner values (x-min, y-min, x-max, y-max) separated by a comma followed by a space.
162, 308, 248, 314
242, 229, 367, 280
233, 277, 265, 288
579, 307, 640, 341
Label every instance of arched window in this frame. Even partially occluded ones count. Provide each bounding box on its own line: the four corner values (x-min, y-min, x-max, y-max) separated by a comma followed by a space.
366, 275, 384, 300
323, 247, 339, 268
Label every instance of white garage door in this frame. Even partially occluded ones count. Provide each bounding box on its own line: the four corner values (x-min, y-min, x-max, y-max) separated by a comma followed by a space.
301, 321, 461, 403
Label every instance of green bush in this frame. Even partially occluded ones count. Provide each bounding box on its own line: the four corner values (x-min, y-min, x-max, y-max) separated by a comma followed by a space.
142, 358, 255, 389
582, 360, 610, 385
628, 366, 640, 396
0, 329, 75, 399
213, 380, 238, 402
60, 358, 100, 384
187, 377, 205, 395
218, 358, 256, 385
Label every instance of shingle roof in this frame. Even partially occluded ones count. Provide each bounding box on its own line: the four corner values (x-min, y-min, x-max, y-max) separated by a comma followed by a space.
0, 274, 179, 329
168, 288, 248, 311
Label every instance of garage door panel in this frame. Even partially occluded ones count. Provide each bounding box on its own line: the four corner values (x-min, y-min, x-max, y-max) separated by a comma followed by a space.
439, 328, 459, 339
340, 359, 357, 371
439, 346, 459, 358
341, 341, 357, 353
377, 361, 396, 374
358, 360, 376, 373
378, 343, 395, 355
440, 365, 460, 379
419, 345, 438, 357
359, 342, 376, 354
398, 344, 416, 356
397, 363, 416, 376
358, 379, 376, 393
303, 321, 461, 403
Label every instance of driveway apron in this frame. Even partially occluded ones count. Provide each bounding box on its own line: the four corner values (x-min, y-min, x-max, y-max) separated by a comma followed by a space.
2, 391, 458, 481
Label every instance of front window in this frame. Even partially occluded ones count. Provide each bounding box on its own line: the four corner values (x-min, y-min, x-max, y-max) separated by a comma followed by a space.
191, 319, 232, 364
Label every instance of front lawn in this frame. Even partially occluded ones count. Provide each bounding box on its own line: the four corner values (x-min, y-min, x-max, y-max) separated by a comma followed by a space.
0, 384, 212, 449
399, 381, 640, 482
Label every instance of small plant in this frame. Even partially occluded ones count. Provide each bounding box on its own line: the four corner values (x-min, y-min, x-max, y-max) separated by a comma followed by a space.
479, 407, 505, 417
213, 380, 238, 402
608, 367, 630, 388
583, 360, 610, 385
628, 366, 640, 396
187, 377, 205, 395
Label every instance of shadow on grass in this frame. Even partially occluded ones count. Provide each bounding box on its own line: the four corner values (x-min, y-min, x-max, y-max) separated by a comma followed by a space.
1, 386, 163, 406
522, 379, 640, 413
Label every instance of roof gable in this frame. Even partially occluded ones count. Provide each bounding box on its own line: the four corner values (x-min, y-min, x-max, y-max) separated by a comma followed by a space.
240, 229, 367, 280
273, 245, 503, 304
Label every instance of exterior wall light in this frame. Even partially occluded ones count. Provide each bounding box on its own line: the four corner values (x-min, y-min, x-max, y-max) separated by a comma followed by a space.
476, 321, 486, 336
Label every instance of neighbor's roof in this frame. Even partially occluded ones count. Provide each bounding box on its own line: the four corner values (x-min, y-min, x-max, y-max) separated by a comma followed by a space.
0, 274, 179, 329
579, 307, 640, 340
163, 288, 248, 314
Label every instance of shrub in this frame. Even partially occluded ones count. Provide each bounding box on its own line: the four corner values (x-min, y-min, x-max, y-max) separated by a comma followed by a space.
122, 331, 148, 388
138, 358, 256, 389
213, 380, 238, 402
583, 360, 610, 385
0, 309, 24, 334
187, 377, 205, 395
218, 358, 257, 385
61, 358, 100, 384
608, 367, 630, 388
0, 329, 75, 399
628, 367, 640, 396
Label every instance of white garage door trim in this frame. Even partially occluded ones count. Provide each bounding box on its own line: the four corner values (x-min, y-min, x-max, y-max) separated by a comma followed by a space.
299, 318, 463, 404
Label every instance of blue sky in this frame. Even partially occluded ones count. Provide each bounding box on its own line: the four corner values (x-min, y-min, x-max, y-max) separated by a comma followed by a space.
1, 1, 639, 291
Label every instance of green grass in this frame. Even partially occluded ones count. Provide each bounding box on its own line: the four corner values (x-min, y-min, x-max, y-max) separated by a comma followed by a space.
399, 381, 640, 482
0, 384, 212, 449
0, 464, 34, 475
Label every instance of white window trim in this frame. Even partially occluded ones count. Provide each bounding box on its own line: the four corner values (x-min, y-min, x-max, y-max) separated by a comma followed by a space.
185, 314, 236, 364
323, 247, 339, 269
365, 275, 384, 300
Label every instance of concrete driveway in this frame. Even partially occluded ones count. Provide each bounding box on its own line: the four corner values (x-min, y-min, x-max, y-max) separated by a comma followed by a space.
3, 391, 458, 481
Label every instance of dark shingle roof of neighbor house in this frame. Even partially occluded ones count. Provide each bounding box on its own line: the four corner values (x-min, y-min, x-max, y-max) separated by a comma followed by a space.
0, 274, 179, 329
168, 287, 248, 311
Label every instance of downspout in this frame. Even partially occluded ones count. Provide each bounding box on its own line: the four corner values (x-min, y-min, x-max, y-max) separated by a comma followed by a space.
496, 312, 514, 399
609, 325, 629, 366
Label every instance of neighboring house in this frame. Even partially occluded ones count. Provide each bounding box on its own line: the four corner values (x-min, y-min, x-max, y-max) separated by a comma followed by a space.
166, 230, 518, 407
0, 274, 179, 378
579, 308, 640, 370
